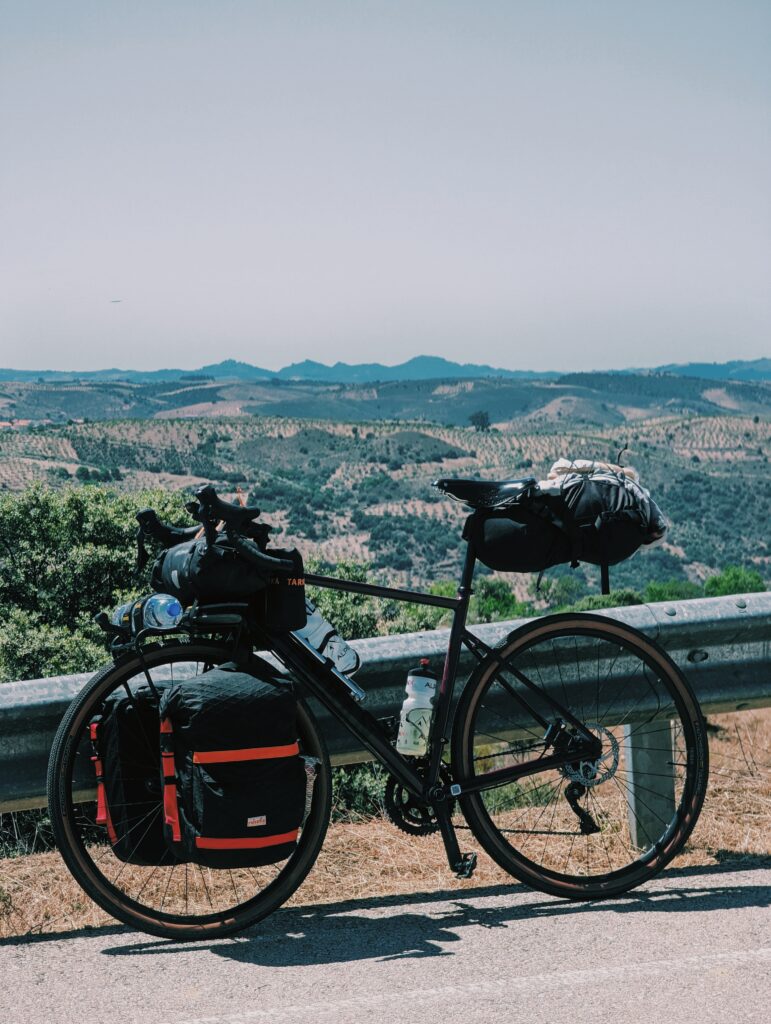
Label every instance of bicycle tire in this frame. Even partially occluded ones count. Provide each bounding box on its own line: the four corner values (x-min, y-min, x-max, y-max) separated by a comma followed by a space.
47, 640, 332, 940
452, 612, 708, 899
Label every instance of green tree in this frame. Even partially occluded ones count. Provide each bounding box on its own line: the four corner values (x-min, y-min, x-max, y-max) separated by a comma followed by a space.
703, 565, 766, 597
468, 410, 490, 432
562, 589, 643, 611
471, 577, 531, 623
0, 485, 190, 681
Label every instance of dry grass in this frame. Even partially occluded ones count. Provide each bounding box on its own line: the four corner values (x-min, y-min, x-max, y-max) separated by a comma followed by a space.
0, 708, 769, 940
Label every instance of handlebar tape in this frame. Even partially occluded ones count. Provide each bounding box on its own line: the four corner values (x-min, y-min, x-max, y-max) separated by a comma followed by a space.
136, 509, 201, 547
194, 484, 261, 524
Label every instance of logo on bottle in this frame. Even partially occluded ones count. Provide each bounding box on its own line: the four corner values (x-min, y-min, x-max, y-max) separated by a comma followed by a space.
406, 709, 432, 741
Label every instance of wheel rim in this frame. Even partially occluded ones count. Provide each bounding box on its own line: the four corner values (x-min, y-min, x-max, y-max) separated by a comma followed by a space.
459, 620, 705, 889
55, 644, 327, 929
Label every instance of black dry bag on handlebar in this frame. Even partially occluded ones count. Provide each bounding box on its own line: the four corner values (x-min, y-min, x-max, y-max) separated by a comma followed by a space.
151, 534, 268, 605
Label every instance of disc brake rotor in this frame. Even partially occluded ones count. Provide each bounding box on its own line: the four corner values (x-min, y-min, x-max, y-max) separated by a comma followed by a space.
560, 722, 619, 788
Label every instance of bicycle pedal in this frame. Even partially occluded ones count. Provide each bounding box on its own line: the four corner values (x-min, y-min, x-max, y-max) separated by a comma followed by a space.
454, 852, 477, 879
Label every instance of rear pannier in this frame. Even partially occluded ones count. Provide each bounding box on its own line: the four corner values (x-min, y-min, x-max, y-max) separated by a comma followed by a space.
159, 666, 307, 868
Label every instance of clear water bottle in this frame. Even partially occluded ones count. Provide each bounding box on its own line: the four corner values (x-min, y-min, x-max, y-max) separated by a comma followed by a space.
111, 600, 137, 630
142, 594, 184, 629
395, 659, 438, 756
294, 598, 361, 676
111, 594, 183, 632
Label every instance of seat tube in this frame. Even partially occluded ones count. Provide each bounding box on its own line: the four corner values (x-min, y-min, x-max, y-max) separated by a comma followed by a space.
426, 541, 476, 788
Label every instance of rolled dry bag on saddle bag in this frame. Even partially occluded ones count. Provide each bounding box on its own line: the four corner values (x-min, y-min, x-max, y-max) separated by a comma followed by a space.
89, 685, 172, 866
159, 665, 307, 868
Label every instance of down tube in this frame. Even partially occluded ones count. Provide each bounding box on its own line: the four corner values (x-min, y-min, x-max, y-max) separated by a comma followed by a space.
269, 633, 426, 798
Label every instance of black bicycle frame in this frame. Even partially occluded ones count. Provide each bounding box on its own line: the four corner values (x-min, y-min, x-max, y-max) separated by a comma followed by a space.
264, 540, 599, 871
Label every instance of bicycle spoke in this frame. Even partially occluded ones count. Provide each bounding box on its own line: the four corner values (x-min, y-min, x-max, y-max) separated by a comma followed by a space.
460, 617, 706, 893
50, 642, 330, 937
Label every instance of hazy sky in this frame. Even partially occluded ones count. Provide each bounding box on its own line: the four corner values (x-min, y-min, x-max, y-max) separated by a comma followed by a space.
1, 1, 769, 372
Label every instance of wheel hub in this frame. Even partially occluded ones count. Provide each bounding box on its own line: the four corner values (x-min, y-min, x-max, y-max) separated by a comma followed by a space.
560, 722, 619, 788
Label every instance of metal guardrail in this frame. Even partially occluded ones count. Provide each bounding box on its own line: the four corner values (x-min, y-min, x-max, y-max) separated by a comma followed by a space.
1, 594, 769, 840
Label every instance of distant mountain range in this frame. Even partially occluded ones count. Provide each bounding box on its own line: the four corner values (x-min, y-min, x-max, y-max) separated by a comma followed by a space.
1, 355, 769, 384
652, 358, 771, 382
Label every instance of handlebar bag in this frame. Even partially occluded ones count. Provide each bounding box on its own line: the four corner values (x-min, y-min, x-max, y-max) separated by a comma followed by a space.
89, 684, 174, 866
151, 534, 268, 605
259, 548, 308, 632
159, 665, 307, 868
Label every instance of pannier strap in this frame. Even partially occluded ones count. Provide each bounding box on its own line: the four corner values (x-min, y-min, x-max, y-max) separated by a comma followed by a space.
195, 831, 299, 850
192, 742, 300, 765
89, 720, 118, 846
160, 717, 181, 842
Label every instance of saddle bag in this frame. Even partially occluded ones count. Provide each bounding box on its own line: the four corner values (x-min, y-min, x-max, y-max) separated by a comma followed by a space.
541, 466, 667, 567
159, 665, 307, 868
89, 685, 172, 866
466, 508, 572, 574
468, 463, 666, 574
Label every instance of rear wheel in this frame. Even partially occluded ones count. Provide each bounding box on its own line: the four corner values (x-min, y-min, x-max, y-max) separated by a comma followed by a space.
47, 640, 331, 940
452, 613, 708, 899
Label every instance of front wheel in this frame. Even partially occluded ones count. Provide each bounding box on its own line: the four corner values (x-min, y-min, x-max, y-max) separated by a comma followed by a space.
452, 613, 708, 899
47, 640, 332, 940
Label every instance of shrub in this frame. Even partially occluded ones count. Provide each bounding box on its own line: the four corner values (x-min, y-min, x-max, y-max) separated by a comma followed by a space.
703, 565, 766, 597
644, 579, 703, 602
0, 485, 190, 681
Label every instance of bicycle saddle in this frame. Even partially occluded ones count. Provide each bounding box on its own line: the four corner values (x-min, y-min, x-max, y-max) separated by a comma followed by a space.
434, 476, 538, 509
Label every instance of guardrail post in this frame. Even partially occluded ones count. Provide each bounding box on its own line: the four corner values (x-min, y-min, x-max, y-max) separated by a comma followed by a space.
623, 720, 675, 849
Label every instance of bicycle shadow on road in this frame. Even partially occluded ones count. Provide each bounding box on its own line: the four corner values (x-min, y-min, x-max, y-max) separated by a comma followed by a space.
102, 859, 771, 968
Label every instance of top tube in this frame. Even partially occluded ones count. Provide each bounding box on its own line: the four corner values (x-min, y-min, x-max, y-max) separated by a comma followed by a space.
304, 572, 459, 610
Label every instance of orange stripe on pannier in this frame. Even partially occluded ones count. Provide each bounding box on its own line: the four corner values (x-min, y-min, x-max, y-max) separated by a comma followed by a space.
195, 830, 299, 850
160, 716, 182, 842
192, 742, 300, 764
89, 721, 119, 846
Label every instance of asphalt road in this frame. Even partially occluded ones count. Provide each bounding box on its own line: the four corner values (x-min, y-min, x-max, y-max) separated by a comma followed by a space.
1, 864, 769, 1024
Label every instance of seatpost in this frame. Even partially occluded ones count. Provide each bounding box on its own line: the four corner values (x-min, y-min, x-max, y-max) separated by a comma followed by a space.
429, 539, 476, 777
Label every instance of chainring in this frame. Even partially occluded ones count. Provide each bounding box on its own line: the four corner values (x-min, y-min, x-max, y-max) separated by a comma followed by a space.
384, 764, 455, 837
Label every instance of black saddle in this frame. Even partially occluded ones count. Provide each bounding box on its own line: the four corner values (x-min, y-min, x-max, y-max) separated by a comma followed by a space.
434, 477, 538, 510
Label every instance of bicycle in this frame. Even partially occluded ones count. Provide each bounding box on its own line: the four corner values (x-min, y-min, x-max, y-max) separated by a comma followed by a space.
47, 480, 709, 939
